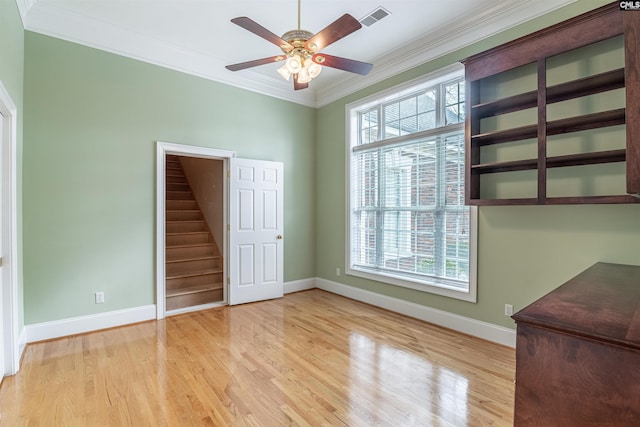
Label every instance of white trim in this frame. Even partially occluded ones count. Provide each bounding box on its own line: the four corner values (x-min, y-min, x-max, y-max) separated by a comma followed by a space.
344, 66, 477, 303
315, 0, 577, 107
316, 278, 516, 348
22, 279, 515, 347
13, 0, 37, 27
284, 278, 316, 294
0, 81, 20, 375
156, 141, 236, 320
25, 305, 156, 343
18, 328, 26, 358
345, 63, 464, 113
19, 0, 574, 107
22, 1, 315, 107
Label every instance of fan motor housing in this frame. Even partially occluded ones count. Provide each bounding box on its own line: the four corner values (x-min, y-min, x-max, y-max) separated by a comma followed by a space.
281, 29, 314, 52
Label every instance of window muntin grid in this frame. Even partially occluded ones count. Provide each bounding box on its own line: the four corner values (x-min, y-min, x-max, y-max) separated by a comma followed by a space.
350, 76, 471, 291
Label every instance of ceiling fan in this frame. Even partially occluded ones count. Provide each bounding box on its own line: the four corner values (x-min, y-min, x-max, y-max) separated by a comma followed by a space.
225, 0, 373, 90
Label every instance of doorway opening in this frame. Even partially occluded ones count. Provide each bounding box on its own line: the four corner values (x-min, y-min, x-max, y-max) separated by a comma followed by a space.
165, 154, 225, 311
156, 142, 234, 319
156, 142, 285, 319
0, 81, 19, 378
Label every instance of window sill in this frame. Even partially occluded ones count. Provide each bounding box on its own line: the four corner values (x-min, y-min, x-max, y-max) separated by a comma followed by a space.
347, 266, 477, 303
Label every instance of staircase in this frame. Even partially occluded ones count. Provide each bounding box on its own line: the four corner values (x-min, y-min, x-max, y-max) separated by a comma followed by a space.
165, 155, 223, 311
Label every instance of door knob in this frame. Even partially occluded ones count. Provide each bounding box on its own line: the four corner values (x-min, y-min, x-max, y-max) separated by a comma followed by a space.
277, 235, 283, 240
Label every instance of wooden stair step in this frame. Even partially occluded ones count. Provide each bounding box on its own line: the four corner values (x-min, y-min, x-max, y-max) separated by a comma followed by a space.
166, 200, 198, 210
166, 283, 223, 298
165, 286, 223, 310
166, 231, 210, 246
166, 210, 201, 221
166, 220, 205, 233
166, 255, 220, 265
166, 268, 223, 290
166, 183, 190, 191
167, 249, 217, 261
166, 190, 194, 200
166, 175, 187, 184
166, 256, 221, 275
166, 268, 223, 280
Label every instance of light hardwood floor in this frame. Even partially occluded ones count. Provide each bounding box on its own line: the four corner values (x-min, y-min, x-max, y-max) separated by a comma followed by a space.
0, 290, 515, 426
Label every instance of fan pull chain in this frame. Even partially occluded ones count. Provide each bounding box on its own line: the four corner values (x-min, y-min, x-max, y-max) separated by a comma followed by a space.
298, 0, 301, 30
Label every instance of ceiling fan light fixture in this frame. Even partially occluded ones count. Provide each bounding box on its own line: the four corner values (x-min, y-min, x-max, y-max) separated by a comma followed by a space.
304, 58, 322, 78
226, 3, 372, 90
277, 64, 292, 81
285, 55, 303, 73
297, 67, 312, 84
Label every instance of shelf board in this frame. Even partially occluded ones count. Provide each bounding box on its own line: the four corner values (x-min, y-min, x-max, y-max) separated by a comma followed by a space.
547, 149, 626, 168
547, 68, 625, 104
467, 198, 538, 206
547, 109, 626, 136
472, 91, 537, 117
471, 69, 625, 118
472, 124, 537, 146
468, 194, 640, 206
472, 158, 537, 174
545, 195, 640, 205
471, 108, 625, 146
472, 150, 626, 174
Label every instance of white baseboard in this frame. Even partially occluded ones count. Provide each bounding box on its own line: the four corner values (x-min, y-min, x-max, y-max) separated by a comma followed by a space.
316, 278, 516, 348
284, 278, 316, 294
22, 278, 515, 348
22, 277, 313, 344
18, 327, 26, 360
26, 305, 156, 343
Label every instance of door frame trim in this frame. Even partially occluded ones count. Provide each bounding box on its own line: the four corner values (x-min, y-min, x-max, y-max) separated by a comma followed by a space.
0, 81, 19, 375
155, 141, 235, 319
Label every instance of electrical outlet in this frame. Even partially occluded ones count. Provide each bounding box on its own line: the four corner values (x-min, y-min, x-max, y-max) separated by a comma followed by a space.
336, 267, 341, 276
504, 304, 513, 316
95, 291, 105, 304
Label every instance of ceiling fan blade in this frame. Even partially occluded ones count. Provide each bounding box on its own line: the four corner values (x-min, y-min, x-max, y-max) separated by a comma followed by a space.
312, 54, 373, 75
226, 55, 286, 71
293, 74, 309, 91
231, 17, 293, 51
304, 14, 362, 52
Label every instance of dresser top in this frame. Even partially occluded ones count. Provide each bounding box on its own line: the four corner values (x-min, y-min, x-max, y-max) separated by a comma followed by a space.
513, 263, 640, 349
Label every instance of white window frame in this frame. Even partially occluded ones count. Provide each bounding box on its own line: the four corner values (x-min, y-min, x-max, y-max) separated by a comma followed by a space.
345, 63, 477, 302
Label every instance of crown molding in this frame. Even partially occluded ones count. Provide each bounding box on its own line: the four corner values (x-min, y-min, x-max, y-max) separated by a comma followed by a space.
21, 0, 576, 108
315, 0, 577, 107
14, 0, 37, 27
23, 1, 317, 107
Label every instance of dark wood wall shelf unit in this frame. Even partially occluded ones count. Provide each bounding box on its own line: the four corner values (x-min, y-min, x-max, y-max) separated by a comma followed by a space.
511, 262, 640, 426
463, 2, 640, 205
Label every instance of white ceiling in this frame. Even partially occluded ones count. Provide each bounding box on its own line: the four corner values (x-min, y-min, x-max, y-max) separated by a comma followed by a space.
16, 0, 575, 107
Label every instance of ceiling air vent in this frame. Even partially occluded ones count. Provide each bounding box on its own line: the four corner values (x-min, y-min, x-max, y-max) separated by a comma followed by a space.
360, 7, 390, 27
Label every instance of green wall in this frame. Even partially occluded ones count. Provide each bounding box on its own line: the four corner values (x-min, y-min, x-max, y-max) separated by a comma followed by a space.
0, 0, 24, 330
18, 0, 640, 332
23, 32, 316, 324
316, 0, 640, 329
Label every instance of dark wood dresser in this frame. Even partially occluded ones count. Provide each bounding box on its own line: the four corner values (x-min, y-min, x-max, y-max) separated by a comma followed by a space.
512, 262, 640, 426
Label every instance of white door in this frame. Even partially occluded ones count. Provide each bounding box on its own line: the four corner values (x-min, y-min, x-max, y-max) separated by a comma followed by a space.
229, 158, 283, 305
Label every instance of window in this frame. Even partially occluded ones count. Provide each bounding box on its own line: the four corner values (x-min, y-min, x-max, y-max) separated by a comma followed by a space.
347, 64, 477, 302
